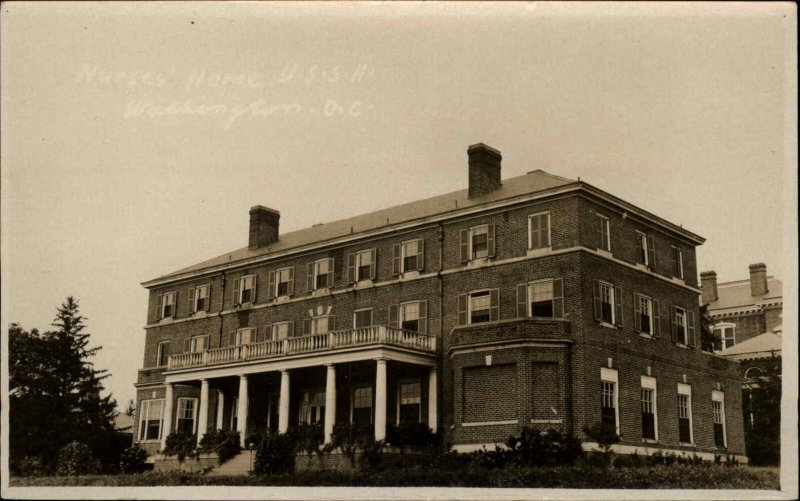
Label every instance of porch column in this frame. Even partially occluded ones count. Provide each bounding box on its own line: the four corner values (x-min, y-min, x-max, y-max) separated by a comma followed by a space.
278, 370, 290, 433
428, 367, 438, 433
237, 375, 249, 447
215, 390, 225, 430
161, 383, 174, 451
375, 359, 387, 441
324, 364, 337, 444
197, 379, 210, 445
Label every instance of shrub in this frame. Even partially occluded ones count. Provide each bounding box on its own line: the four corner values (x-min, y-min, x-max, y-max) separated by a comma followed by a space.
386, 423, 440, 449
469, 445, 514, 469
10, 456, 48, 477
358, 439, 385, 471
56, 441, 101, 476
118, 444, 149, 473
163, 431, 197, 461
329, 421, 373, 466
612, 451, 644, 468
295, 423, 325, 456
583, 422, 620, 466
253, 431, 297, 474
506, 427, 583, 466
198, 429, 241, 463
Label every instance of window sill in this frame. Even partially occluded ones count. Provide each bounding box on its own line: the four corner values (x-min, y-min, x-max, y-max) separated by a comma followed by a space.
638, 332, 654, 339
236, 302, 253, 310
679, 442, 696, 447
675, 343, 690, 350
400, 270, 420, 281
191, 311, 207, 319
671, 277, 686, 286
274, 295, 290, 304
642, 438, 659, 444
312, 288, 331, 298
596, 248, 613, 258
466, 257, 489, 268
597, 321, 618, 330
526, 246, 552, 258
355, 279, 374, 289
634, 262, 651, 272
158, 317, 174, 325
530, 419, 563, 424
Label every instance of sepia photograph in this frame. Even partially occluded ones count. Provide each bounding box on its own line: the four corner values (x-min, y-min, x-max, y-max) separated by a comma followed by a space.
1, 2, 796, 500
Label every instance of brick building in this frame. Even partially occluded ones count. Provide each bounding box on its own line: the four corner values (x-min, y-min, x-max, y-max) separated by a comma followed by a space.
134, 143, 745, 461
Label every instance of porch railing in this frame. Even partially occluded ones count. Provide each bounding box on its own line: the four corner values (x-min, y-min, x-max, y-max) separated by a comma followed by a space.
167, 325, 436, 370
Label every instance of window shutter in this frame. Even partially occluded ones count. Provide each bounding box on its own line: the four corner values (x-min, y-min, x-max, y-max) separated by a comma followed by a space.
267, 271, 276, 300
188, 287, 196, 314
233, 278, 240, 306
329, 315, 336, 332
552, 279, 564, 318
388, 304, 399, 328
646, 235, 656, 270
392, 244, 401, 275
205, 285, 211, 311
230, 331, 238, 346
302, 319, 311, 335
416, 239, 425, 271
614, 286, 623, 326
287, 267, 295, 296
252, 275, 258, 303
327, 258, 335, 288
592, 280, 602, 322
307, 262, 315, 292
634, 294, 642, 332
418, 301, 428, 334
457, 294, 468, 325
517, 284, 528, 318
184, 338, 191, 353
287, 321, 295, 338
347, 253, 356, 283
459, 229, 469, 263
370, 249, 377, 280
155, 294, 163, 321
596, 217, 604, 249
487, 224, 496, 258
669, 247, 678, 277
652, 299, 661, 338
670, 305, 678, 343
490, 289, 500, 321
687, 310, 696, 347
529, 216, 538, 249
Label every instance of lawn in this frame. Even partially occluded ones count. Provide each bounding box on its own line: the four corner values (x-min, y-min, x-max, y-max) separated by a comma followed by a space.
9, 465, 780, 489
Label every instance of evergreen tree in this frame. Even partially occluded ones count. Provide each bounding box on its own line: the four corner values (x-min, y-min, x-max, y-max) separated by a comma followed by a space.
699, 303, 720, 352
744, 354, 782, 466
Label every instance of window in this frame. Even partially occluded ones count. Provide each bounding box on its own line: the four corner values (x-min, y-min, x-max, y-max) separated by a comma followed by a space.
231, 396, 238, 430
528, 212, 551, 249
190, 284, 209, 313
672, 246, 684, 279
400, 302, 424, 332
469, 290, 492, 324
354, 249, 376, 281
712, 391, 726, 447
272, 322, 293, 340
641, 376, 658, 441
138, 399, 164, 441
677, 384, 693, 444
593, 280, 620, 325
189, 335, 209, 353
516, 279, 563, 318
398, 381, 421, 424
300, 390, 326, 425
237, 274, 256, 304
354, 309, 374, 329
600, 368, 619, 435
157, 341, 170, 367
636, 231, 655, 268
233, 328, 256, 346
273, 267, 293, 297
158, 291, 177, 319
713, 324, 736, 351
352, 386, 373, 425
394, 239, 424, 274
176, 398, 197, 433
673, 307, 689, 345
634, 294, 655, 335
598, 214, 611, 251
460, 224, 495, 262
311, 315, 333, 335
311, 258, 334, 290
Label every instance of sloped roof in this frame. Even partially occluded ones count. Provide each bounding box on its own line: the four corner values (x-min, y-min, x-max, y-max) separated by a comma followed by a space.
722, 331, 782, 360
114, 413, 135, 432
707, 277, 783, 312
151, 170, 578, 282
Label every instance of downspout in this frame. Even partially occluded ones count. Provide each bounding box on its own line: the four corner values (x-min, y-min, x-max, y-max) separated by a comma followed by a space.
437, 223, 444, 342
218, 271, 227, 348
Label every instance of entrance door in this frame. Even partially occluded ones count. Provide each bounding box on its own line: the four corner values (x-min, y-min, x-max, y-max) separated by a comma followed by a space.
299, 390, 326, 425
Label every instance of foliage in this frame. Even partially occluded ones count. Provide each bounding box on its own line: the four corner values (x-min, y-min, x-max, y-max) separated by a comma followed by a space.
294, 423, 325, 456
163, 431, 197, 461
699, 303, 720, 352
9, 456, 48, 477
357, 439, 386, 471
56, 441, 102, 476
583, 422, 620, 465
118, 444, 149, 474
198, 429, 241, 463
506, 427, 583, 466
253, 431, 297, 474
744, 354, 782, 466
123, 399, 136, 417
386, 423, 440, 449
328, 421, 373, 466
9, 298, 119, 474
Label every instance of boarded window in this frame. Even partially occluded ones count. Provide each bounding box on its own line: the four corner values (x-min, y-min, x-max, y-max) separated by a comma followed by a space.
531, 362, 561, 421
463, 364, 517, 422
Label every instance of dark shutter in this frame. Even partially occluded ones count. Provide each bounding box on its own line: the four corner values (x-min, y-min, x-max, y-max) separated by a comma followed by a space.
392, 244, 401, 275
596, 216, 603, 249
552, 279, 564, 318
188, 287, 195, 314
184, 338, 191, 353
329, 315, 336, 332
687, 310, 696, 347
669, 247, 678, 277
418, 301, 428, 334
267, 271, 276, 300
228, 331, 236, 346
592, 280, 602, 322
370, 249, 377, 279
155, 294, 163, 321
487, 224, 496, 258
634, 294, 642, 332
416, 239, 425, 271
287, 321, 295, 338
516, 284, 528, 318
670, 305, 678, 343
205, 285, 211, 311
287, 267, 295, 296
347, 253, 356, 283
614, 286, 623, 326
233, 278, 240, 306
302, 319, 311, 336
307, 262, 314, 292
459, 229, 469, 263
489, 289, 500, 321
327, 258, 335, 288
252, 275, 258, 303
388, 305, 399, 328
646, 235, 656, 270
457, 294, 468, 325
652, 299, 661, 337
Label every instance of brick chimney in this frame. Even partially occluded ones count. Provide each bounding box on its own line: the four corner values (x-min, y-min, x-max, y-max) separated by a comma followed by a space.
467, 143, 502, 198
249, 205, 280, 249
700, 271, 718, 304
749, 263, 769, 296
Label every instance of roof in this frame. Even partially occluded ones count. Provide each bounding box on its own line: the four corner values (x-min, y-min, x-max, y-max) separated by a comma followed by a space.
707, 277, 783, 312
722, 331, 782, 360
114, 413, 135, 432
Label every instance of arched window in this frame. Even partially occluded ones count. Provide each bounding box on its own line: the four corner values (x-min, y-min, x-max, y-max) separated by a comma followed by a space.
744, 367, 764, 380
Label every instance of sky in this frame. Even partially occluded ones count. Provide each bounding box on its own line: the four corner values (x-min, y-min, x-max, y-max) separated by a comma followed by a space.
1, 2, 795, 407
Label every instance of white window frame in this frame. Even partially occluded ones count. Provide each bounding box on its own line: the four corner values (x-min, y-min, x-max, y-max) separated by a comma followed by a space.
350, 385, 374, 424
400, 239, 421, 273
600, 367, 620, 436
176, 397, 198, 434
353, 308, 374, 329
156, 341, 171, 367
396, 379, 422, 424
299, 389, 326, 425
399, 300, 422, 331
636, 231, 649, 266
673, 246, 684, 279
599, 281, 616, 325
311, 315, 333, 335
675, 307, 689, 346
193, 284, 210, 312
641, 375, 658, 441
355, 250, 374, 282
272, 321, 292, 341
598, 214, 611, 252
469, 224, 490, 260
190, 335, 209, 353
275, 267, 292, 297
713, 323, 736, 352
161, 291, 177, 318
636, 293, 654, 336
528, 279, 556, 318
712, 390, 727, 448
239, 274, 256, 304
138, 398, 165, 442
677, 383, 693, 445
312, 258, 333, 291
235, 327, 256, 345
527, 211, 551, 250
468, 289, 493, 325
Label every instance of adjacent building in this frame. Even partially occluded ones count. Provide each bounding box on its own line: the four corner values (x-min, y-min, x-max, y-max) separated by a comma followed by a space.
135, 144, 745, 461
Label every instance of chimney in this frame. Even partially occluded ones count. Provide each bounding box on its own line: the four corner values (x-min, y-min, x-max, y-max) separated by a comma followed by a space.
700, 271, 718, 304
749, 263, 769, 296
467, 143, 502, 198
248, 205, 280, 249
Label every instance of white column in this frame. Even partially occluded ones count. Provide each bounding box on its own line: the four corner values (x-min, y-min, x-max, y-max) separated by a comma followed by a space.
237, 375, 249, 447
278, 370, 290, 433
324, 364, 337, 444
375, 359, 387, 441
428, 367, 438, 433
215, 390, 225, 430
197, 379, 210, 445
161, 383, 174, 451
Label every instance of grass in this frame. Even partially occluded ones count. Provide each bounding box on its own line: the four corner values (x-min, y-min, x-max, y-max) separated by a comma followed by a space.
9, 464, 780, 489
